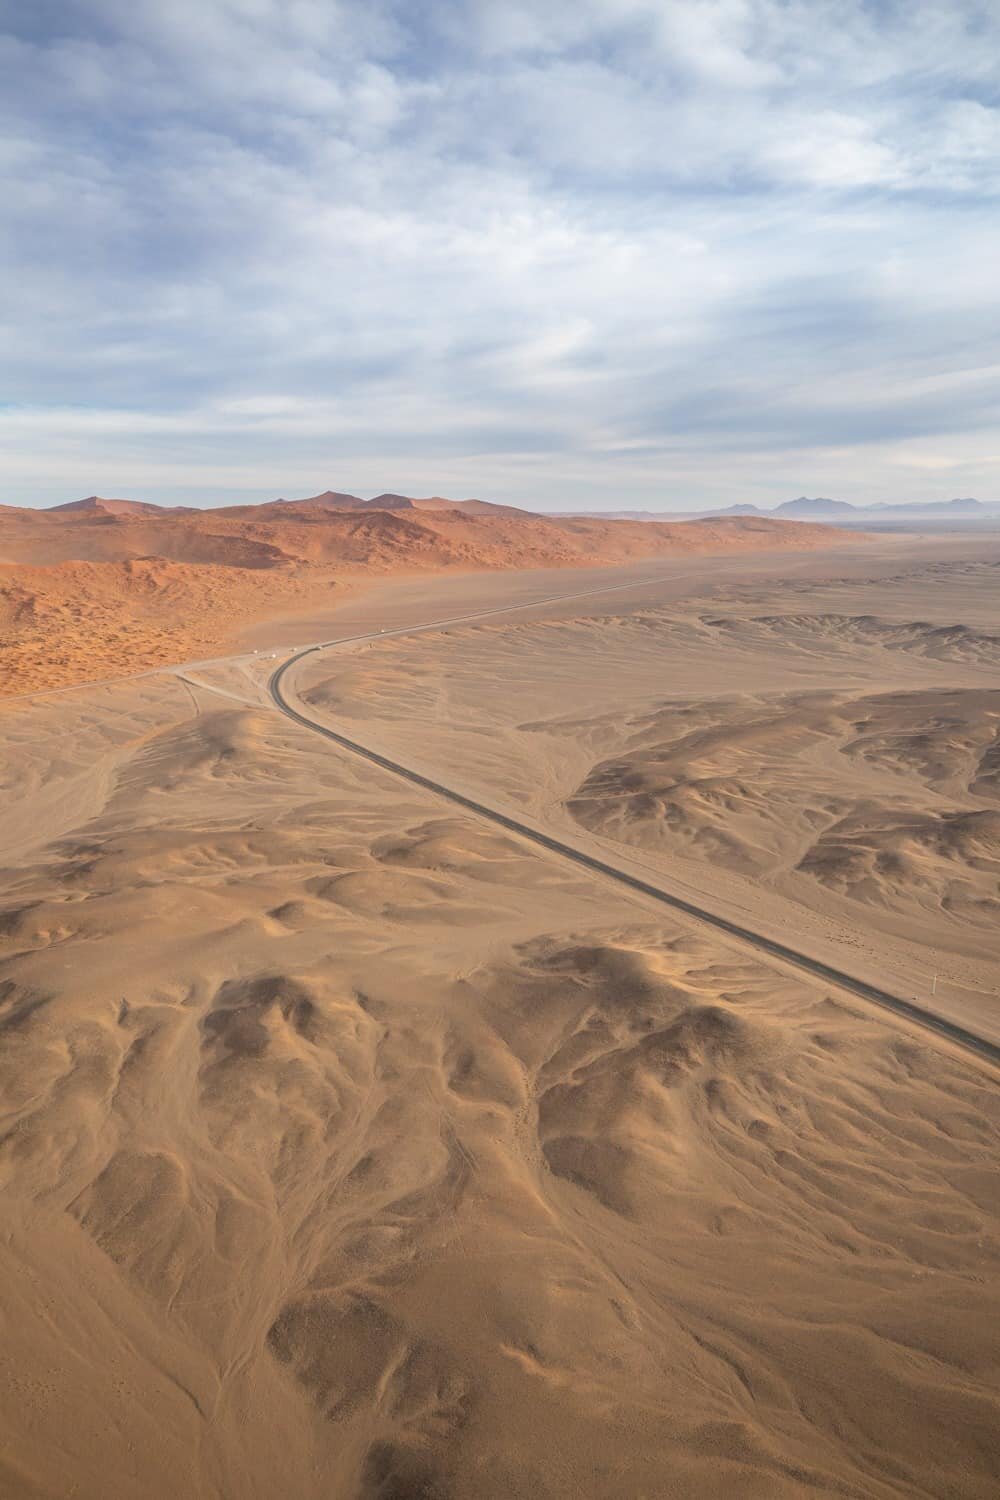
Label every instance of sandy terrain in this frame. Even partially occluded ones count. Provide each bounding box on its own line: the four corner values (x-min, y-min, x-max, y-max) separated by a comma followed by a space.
1, 539, 998, 1498
294, 538, 1000, 1046
0, 497, 859, 696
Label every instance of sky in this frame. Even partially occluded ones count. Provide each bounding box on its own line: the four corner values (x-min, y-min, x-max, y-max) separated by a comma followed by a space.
2, 1, 999, 511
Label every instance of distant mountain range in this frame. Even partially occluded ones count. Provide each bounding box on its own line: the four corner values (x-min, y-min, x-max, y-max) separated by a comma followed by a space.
28, 491, 1000, 527
773, 496, 993, 520
774, 497, 857, 517
552, 496, 1000, 525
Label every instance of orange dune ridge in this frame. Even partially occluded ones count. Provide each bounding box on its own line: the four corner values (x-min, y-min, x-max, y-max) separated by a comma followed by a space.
0, 493, 865, 696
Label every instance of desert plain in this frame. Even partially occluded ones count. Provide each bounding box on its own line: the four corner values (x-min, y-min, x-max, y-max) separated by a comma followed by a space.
1, 499, 998, 1499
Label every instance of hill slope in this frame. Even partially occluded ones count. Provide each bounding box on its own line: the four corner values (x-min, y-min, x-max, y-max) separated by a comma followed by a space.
46, 495, 196, 517
774, 496, 858, 518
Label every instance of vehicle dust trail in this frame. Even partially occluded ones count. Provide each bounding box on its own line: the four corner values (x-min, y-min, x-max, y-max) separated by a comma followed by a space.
173, 672, 265, 709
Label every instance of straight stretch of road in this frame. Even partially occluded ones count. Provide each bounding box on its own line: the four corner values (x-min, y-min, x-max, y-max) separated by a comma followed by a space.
267, 581, 1000, 1072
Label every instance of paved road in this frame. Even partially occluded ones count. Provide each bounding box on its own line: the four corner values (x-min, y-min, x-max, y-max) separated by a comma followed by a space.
267, 582, 1000, 1072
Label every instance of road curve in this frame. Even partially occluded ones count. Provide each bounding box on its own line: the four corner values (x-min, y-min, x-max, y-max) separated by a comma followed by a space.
268, 600, 1000, 1073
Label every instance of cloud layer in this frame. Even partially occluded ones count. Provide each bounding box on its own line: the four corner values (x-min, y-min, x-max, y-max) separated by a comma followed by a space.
3, 0, 999, 508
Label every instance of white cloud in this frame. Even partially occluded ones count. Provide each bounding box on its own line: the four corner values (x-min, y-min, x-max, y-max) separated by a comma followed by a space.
1, 0, 999, 507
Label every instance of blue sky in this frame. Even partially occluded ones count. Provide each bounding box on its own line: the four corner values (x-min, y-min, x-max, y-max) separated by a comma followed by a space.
2, 0, 999, 510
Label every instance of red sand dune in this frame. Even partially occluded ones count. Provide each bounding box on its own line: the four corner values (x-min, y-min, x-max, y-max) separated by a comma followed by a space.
0, 493, 864, 696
